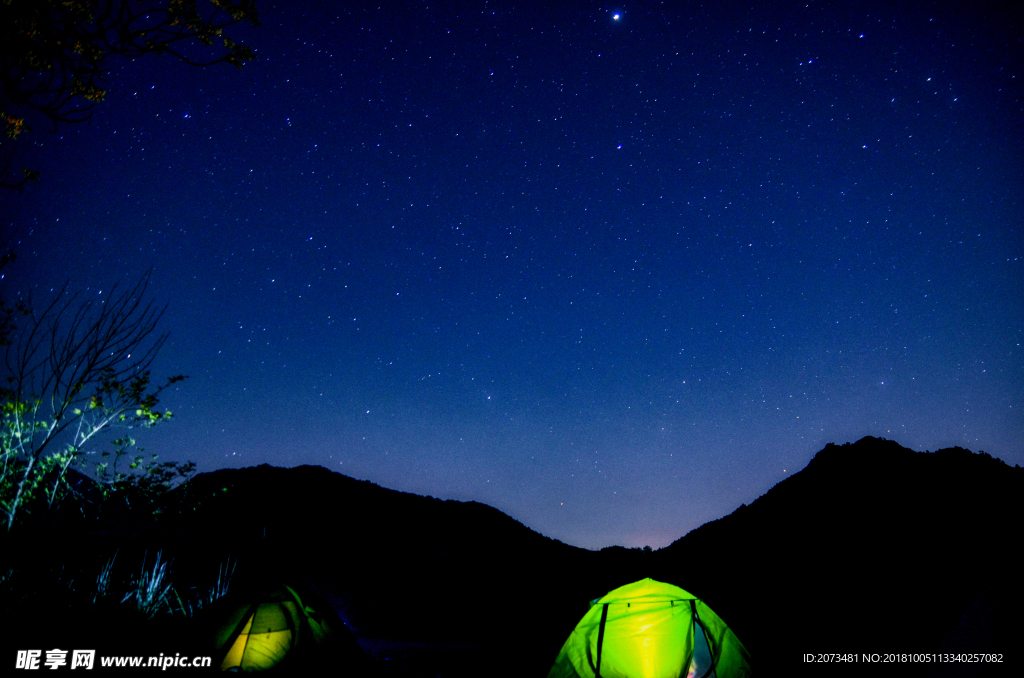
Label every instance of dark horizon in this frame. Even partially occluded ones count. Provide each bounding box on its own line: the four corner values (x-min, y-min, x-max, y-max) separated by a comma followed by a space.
2, 0, 1021, 549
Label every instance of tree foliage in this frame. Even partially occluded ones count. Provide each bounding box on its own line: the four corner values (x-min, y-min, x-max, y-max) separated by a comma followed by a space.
0, 266, 187, 530
93, 434, 196, 518
1, 0, 260, 187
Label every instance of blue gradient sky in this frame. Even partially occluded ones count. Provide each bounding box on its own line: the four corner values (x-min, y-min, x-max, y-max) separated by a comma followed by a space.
2, 0, 1021, 549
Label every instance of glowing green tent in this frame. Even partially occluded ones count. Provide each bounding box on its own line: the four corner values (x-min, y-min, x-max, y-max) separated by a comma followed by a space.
548, 578, 752, 678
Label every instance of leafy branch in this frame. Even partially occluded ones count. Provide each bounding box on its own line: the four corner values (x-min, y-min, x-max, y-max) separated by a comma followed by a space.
1, 0, 260, 187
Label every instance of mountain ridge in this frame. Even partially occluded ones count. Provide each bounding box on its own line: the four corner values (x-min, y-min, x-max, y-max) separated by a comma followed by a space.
158, 435, 1020, 675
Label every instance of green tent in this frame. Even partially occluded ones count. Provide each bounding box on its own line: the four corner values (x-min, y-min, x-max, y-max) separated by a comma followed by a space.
210, 584, 365, 673
548, 578, 752, 678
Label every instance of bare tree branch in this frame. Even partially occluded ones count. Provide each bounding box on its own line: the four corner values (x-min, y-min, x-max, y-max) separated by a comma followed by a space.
1, 269, 186, 530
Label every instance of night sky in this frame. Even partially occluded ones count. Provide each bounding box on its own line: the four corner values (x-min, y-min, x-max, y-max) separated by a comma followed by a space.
2, 0, 1021, 549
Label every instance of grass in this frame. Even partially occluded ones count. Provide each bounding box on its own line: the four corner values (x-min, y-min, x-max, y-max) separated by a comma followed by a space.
122, 550, 173, 618
93, 552, 116, 604
1, 551, 237, 620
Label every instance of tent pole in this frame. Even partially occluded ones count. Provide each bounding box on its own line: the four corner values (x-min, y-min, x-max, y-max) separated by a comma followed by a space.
594, 603, 609, 678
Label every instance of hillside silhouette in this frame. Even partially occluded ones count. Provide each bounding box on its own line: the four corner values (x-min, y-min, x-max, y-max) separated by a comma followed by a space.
651, 437, 1022, 675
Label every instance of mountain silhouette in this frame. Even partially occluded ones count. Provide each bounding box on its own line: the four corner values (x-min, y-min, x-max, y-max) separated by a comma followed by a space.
147, 436, 1024, 675
650, 436, 1022, 676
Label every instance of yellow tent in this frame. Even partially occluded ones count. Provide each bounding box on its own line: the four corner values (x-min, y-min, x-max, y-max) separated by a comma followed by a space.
212, 585, 340, 672
548, 578, 752, 678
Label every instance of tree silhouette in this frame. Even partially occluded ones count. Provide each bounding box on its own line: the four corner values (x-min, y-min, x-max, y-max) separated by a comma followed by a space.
1, 0, 260, 187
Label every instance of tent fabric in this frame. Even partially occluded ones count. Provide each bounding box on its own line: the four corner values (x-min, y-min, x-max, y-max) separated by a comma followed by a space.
548, 578, 752, 678
211, 584, 351, 672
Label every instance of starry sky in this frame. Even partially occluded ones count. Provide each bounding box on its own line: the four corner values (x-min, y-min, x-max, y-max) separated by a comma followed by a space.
2, 0, 1021, 549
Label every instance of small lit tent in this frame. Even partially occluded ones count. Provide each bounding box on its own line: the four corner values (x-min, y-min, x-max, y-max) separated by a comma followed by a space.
211, 584, 364, 672
548, 578, 751, 678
